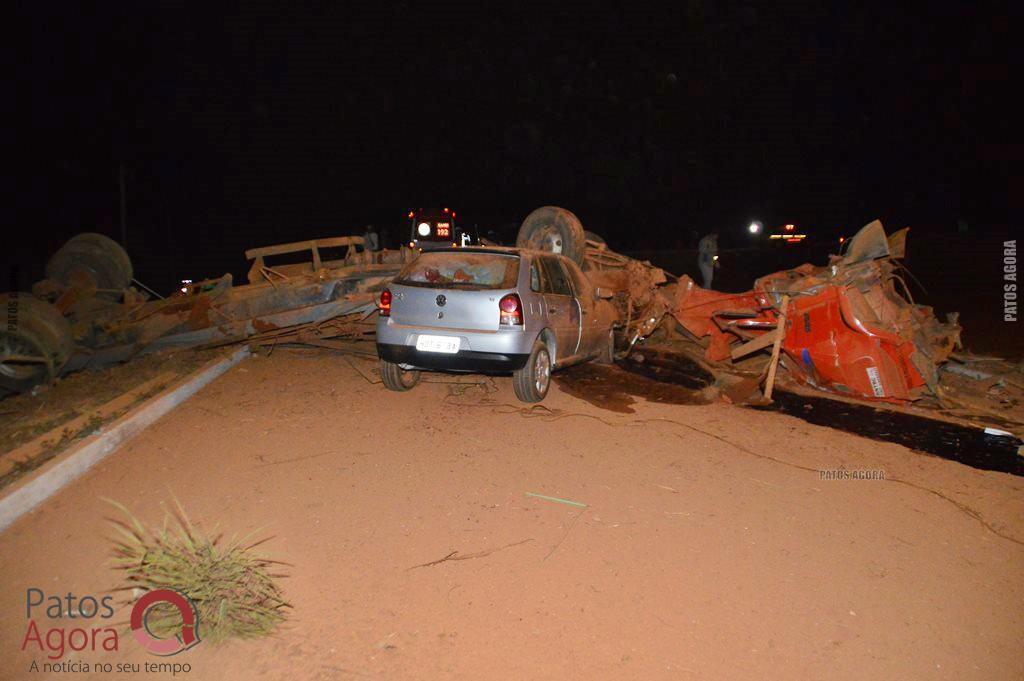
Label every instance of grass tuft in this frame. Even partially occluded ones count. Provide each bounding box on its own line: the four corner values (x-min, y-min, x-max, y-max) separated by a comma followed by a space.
106, 498, 290, 644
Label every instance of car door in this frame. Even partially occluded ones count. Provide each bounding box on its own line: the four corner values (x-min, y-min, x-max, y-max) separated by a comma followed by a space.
538, 256, 581, 362
562, 258, 604, 356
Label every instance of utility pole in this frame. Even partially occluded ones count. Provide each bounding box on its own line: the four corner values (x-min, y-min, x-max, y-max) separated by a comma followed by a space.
119, 163, 127, 248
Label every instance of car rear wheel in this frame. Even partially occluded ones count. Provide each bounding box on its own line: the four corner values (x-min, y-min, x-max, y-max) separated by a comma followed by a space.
513, 340, 552, 403
380, 359, 421, 392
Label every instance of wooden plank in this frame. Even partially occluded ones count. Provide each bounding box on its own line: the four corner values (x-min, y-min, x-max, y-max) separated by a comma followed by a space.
730, 330, 779, 360
244, 236, 365, 260
762, 295, 790, 402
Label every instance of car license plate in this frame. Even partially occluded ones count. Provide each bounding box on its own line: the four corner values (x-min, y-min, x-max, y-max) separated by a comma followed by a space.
415, 335, 460, 354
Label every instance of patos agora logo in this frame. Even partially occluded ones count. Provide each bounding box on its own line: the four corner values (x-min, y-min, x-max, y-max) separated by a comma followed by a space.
21, 587, 200, 660
130, 589, 200, 655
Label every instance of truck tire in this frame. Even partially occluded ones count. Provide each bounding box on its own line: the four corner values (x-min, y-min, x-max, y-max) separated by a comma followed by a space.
0, 293, 74, 393
45, 232, 133, 299
513, 339, 552, 403
380, 359, 421, 392
516, 206, 586, 266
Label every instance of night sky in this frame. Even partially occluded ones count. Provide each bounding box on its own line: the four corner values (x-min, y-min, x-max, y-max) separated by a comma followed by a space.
13, 1, 1014, 291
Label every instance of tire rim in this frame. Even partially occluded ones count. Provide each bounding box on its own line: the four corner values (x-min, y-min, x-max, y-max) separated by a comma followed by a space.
527, 225, 564, 254
400, 369, 418, 388
0, 334, 48, 381
534, 348, 551, 395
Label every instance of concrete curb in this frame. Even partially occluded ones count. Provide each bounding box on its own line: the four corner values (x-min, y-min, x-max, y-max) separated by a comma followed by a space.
0, 346, 250, 533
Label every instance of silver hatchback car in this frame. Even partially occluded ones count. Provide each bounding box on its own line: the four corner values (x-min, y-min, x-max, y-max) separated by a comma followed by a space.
376, 247, 617, 402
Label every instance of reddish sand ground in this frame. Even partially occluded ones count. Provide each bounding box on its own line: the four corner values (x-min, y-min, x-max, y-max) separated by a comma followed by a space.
1, 348, 1022, 680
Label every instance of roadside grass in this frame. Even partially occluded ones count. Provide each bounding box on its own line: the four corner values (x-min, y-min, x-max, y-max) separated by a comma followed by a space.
0, 415, 105, 489
106, 499, 290, 644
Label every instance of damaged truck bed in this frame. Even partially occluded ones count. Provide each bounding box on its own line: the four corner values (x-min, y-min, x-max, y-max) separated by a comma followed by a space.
1, 234, 407, 394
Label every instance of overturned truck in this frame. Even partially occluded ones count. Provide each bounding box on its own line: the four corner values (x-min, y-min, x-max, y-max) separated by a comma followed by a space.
514, 206, 1023, 440
1, 233, 408, 394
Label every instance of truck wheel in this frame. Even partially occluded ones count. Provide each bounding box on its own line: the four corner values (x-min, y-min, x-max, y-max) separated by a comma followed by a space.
516, 206, 586, 266
380, 359, 420, 392
0, 293, 74, 393
513, 339, 552, 403
45, 232, 133, 299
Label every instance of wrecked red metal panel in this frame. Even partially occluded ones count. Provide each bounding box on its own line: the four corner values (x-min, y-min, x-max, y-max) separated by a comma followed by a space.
780, 285, 926, 401
663, 222, 962, 404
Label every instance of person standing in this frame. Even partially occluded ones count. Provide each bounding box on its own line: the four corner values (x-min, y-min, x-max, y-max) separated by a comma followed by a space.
698, 229, 719, 289
360, 224, 379, 264
363, 224, 379, 251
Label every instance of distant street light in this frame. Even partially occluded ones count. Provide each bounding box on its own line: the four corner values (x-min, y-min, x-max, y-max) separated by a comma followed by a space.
748, 221, 763, 235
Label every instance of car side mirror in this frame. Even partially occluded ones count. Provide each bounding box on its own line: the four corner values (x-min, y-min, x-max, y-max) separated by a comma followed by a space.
594, 287, 614, 300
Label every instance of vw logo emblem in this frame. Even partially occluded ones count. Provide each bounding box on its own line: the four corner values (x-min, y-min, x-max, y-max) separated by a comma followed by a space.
435, 294, 446, 307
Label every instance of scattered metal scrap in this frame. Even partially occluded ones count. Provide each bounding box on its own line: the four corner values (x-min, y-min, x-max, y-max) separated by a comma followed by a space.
666, 221, 962, 402
2, 233, 409, 393
6, 207, 1022, 444
652, 222, 1023, 436
514, 207, 1023, 440
243, 309, 379, 356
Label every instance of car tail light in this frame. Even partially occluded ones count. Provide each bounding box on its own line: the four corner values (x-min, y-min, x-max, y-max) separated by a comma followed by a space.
499, 293, 523, 325
379, 289, 392, 317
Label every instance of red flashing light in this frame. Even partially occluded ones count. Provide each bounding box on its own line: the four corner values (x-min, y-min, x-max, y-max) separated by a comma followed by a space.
378, 289, 392, 317
499, 293, 523, 325
407, 211, 414, 219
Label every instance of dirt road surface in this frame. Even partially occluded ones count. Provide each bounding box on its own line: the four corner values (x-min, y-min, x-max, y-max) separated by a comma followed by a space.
2, 348, 1022, 680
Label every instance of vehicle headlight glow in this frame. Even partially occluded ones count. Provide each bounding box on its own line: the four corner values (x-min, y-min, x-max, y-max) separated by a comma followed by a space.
748, 221, 762, 234
417, 222, 431, 236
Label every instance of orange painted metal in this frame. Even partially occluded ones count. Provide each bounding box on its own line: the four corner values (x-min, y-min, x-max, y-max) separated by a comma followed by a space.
666, 223, 960, 404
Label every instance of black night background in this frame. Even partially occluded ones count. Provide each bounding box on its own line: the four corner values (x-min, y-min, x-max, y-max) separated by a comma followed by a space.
12, 1, 1017, 354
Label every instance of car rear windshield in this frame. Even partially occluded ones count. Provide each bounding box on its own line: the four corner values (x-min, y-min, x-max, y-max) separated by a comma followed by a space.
395, 252, 520, 290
